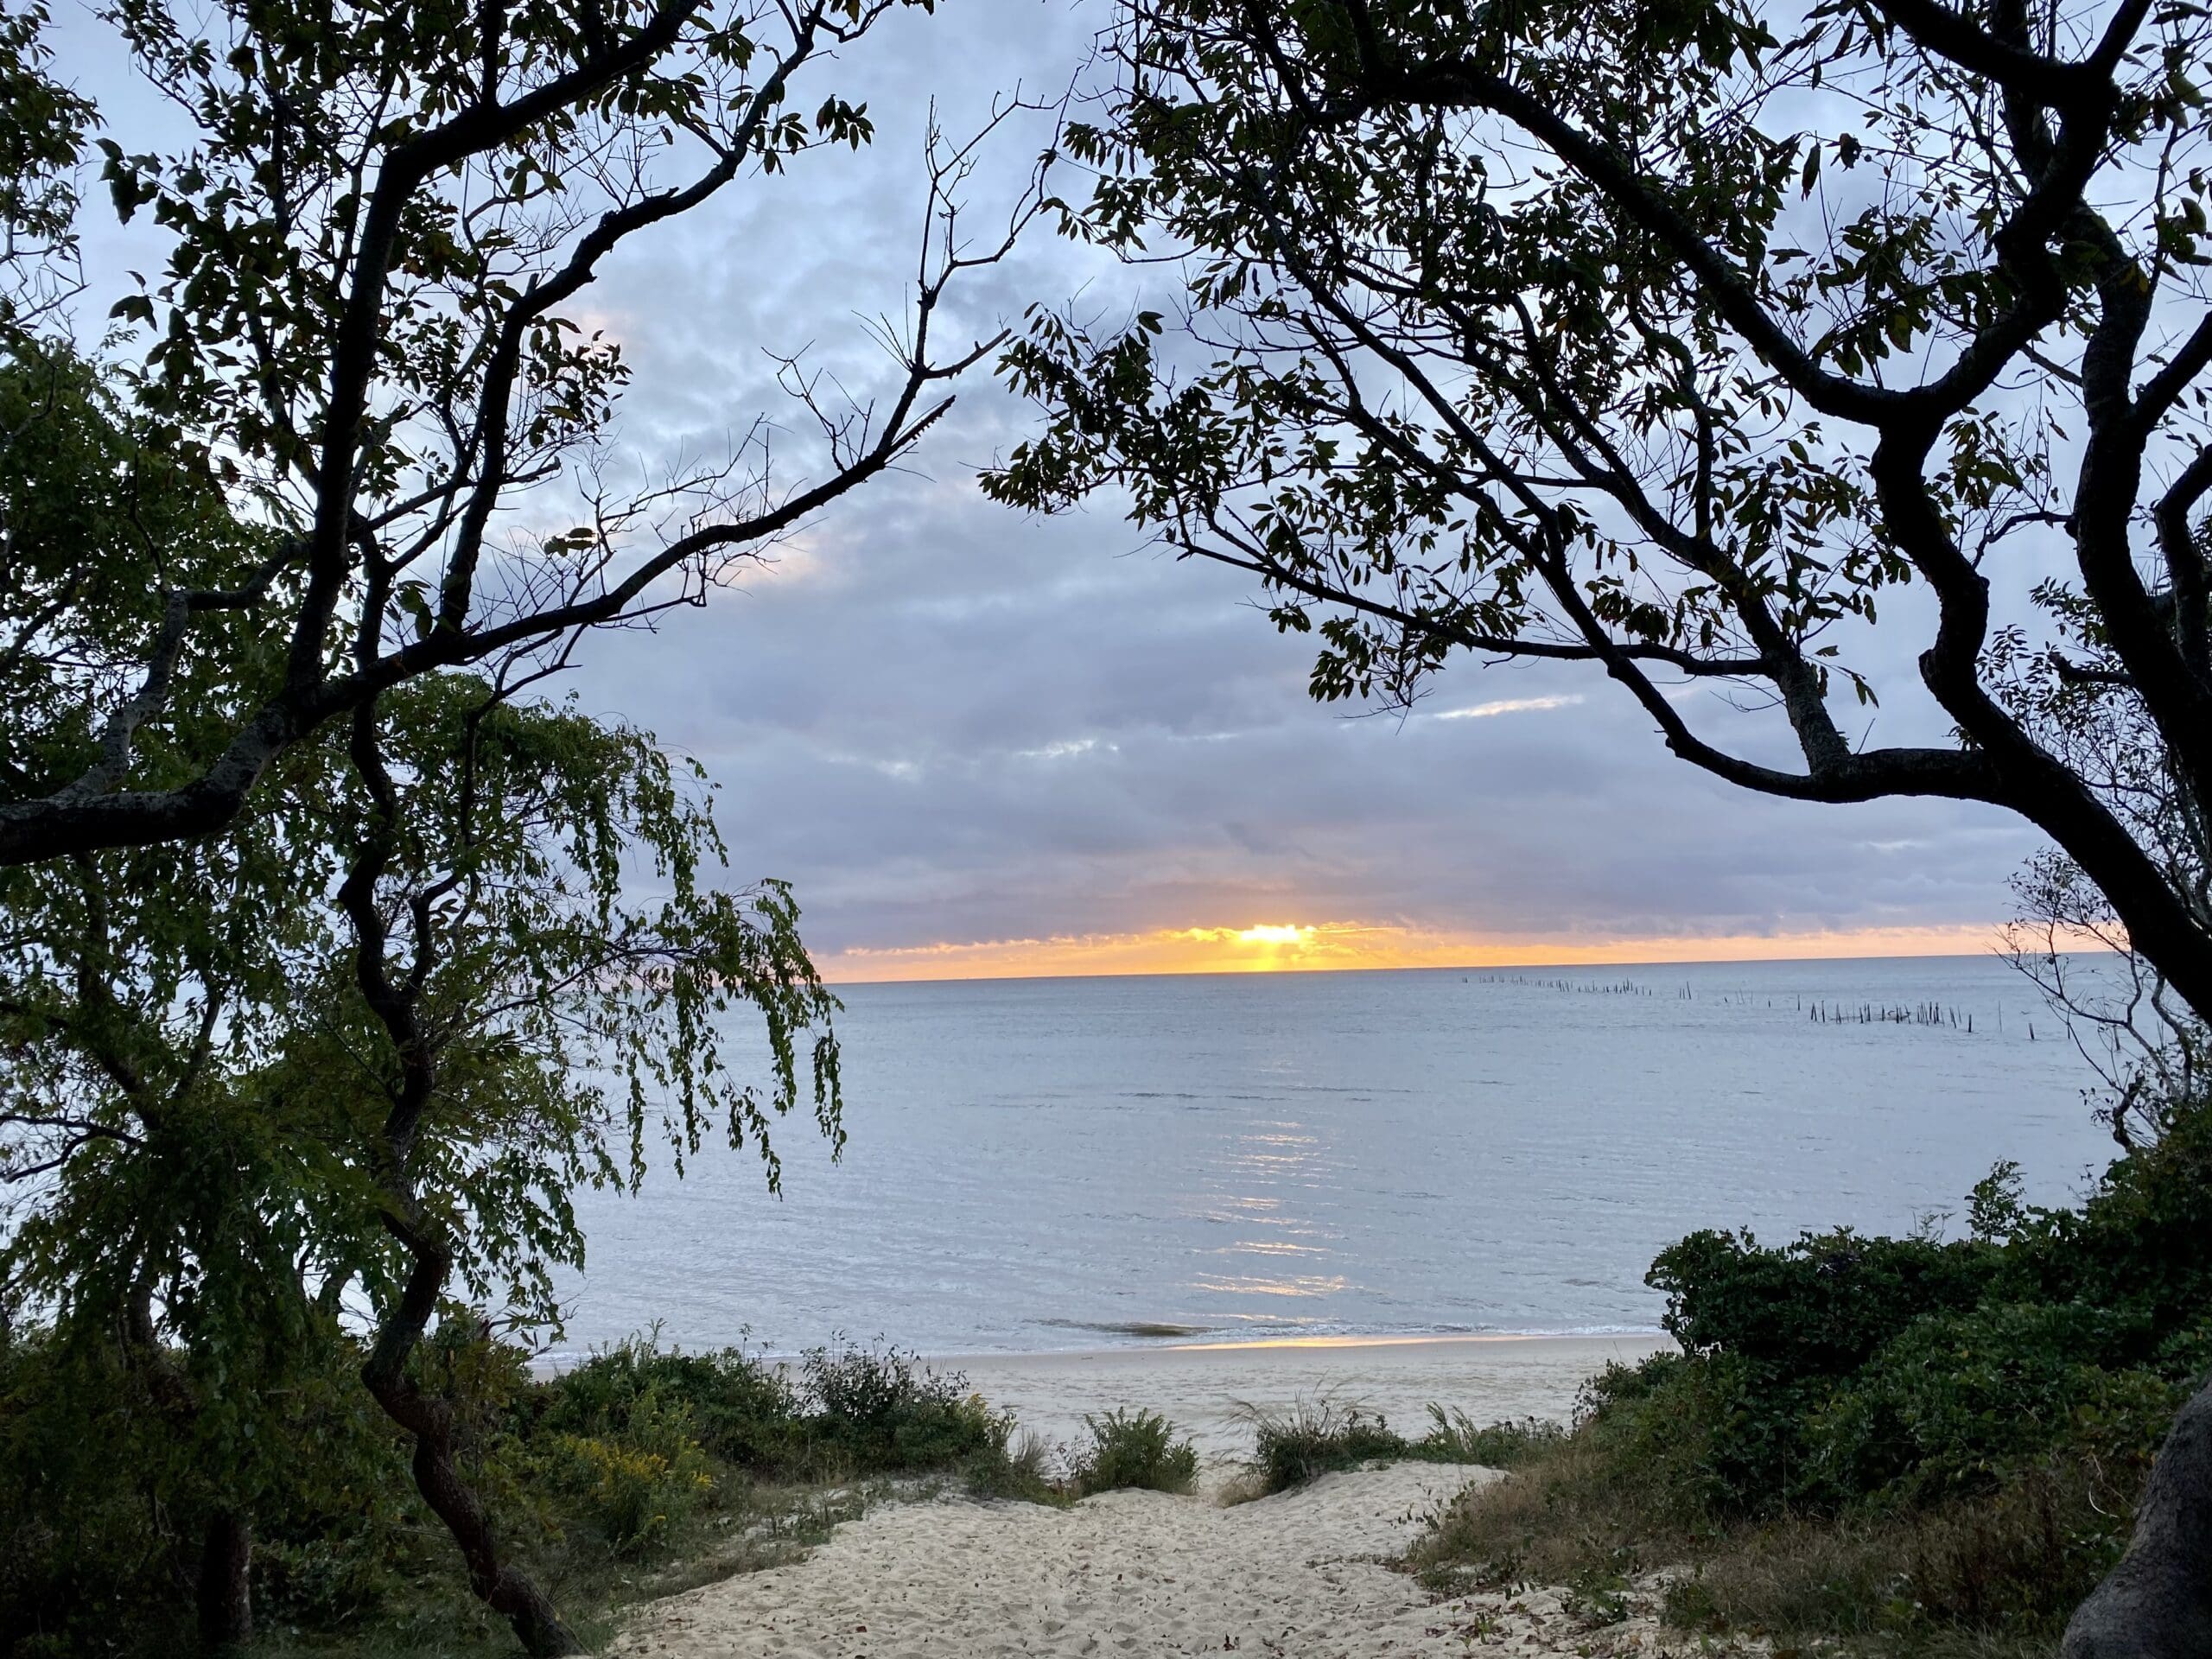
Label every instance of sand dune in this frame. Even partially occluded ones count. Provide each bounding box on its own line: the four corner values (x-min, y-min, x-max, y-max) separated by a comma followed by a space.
614, 1464, 1484, 1657
612, 1461, 1697, 1657
610, 1337, 1698, 1659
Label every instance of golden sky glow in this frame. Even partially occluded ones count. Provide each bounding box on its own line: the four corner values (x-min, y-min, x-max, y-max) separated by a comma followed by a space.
815, 918, 2040, 984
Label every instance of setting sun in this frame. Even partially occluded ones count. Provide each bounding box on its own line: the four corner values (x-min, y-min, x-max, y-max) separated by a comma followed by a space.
814, 919, 2027, 983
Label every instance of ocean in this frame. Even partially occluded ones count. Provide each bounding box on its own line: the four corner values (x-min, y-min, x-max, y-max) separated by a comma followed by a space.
550, 955, 2118, 1362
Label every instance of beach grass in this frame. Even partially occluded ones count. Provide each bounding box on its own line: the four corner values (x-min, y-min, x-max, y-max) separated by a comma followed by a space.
1408, 1420, 2130, 1659
1066, 1408, 1201, 1497
1227, 1397, 1565, 1500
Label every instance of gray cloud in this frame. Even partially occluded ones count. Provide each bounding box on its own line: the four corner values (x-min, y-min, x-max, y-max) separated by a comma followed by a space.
54, 0, 2056, 965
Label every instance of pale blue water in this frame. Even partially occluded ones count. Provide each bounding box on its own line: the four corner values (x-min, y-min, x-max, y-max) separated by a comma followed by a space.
551, 956, 2117, 1361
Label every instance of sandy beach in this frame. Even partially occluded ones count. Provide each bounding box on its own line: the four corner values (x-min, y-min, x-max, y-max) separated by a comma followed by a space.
611, 1336, 1689, 1658
946, 1332, 1675, 1459
611, 1459, 1691, 1658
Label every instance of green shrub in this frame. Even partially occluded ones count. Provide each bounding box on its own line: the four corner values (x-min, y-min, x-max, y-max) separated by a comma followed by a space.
1556, 1346, 1825, 1517
0, 1325, 1046, 1656
2158, 1316, 2212, 1382
1649, 1226, 1998, 1378
1239, 1398, 1414, 1492
797, 1342, 1008, 1471
1996, 1105, 2212, 1363
534, 1337, 799, 1471
1807, 1302, 2177, 1504
541, 1384, 715, 1555
1414, 1406, 1568, 1467
1413, 1103, 2212, 1657
1068, 1408, 1199, 1496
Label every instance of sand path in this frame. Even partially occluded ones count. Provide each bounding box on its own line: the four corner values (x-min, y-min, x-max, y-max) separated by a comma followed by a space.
610, 1462, 1678, 1659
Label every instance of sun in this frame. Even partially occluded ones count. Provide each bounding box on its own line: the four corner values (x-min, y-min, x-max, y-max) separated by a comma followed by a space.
1236, 924, 1315, 945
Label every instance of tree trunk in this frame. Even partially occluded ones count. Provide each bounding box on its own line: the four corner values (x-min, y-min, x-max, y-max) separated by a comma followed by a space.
377, 1381, 582, 1658
2063, 1372, 2212, 1659
194, 1509, 253, 1649
336, 749, 580, 1656
360, 1231, 581, 1656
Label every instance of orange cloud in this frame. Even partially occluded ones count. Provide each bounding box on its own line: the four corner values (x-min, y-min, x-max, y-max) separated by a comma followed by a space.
815, 919, 2044, 984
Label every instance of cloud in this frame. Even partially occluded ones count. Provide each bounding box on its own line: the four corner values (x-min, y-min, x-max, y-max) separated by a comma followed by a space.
1013, 737, 1116, 761
1430, 694, 1587, 720
51, 0, 2069, 980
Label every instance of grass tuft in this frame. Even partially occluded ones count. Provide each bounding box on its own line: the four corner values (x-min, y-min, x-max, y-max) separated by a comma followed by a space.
1066, 1408, 1201, 1497
1229, 1395, 1565, 1499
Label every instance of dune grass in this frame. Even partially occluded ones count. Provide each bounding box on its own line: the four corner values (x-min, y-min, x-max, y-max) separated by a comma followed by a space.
1066, 1408, 1201, 1497
1227, 1397, 1566, 1500
1407, 1401, 2141, 1659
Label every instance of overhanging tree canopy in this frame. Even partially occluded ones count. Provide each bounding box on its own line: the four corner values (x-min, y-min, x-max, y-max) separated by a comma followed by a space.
0, 0, 1035, 867
0, 356, 845, 1643
988, 1, 2212, 1646
990, 0, 2212, 1026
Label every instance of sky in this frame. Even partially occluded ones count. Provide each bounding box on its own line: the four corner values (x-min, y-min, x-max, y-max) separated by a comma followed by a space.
59, 0, 2060, 981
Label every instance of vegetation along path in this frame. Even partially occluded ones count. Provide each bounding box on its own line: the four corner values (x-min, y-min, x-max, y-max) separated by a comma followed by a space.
608, 1461, 1695, 1658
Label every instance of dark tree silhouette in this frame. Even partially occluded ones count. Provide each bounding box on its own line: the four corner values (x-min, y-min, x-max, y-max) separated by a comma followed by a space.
988, 0, 2212, 1649
0, 0, 1034, 868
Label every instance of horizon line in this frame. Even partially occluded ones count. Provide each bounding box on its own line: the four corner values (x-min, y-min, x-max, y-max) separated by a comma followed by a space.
814, 932, 2084, 989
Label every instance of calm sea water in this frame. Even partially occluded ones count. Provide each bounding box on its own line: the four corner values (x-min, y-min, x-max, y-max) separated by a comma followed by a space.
550, 956, 2117, 1361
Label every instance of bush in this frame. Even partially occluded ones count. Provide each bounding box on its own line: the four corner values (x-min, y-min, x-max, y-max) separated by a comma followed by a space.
1415, 1405, 1568, 1468
1414, 1377, 2160, 1653
1806, 1302, 2177, 1505
1411, 1103, 2212, 1657
1067, 1408, 1199, 1496
1649, 1226, 1998, 1378
543, 1389, 715, 1555
1998, 1104, 2212, 1354
532, 1336, 799, 1471
796, 1341, 1008, 1471
1241, 1398, 1414, 1493
0, 1327, 1041, 1657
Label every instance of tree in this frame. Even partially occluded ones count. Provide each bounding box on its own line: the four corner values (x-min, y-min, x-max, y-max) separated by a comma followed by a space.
0, 345, 340, 1643
0, 0, 1037, 867
2, 670, 846, 1656
0, 5, 1032, 1628
985, 0, 2212, 1649
307, 670, 845, 1656
0, 5, 94, 328
0, 351, 845, 1653
1997, 597, 2208, 1145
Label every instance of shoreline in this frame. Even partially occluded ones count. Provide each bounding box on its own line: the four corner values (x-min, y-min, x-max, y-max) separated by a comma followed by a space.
932, 1330, 1676, 1459
925, 1327, 1669, 1361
